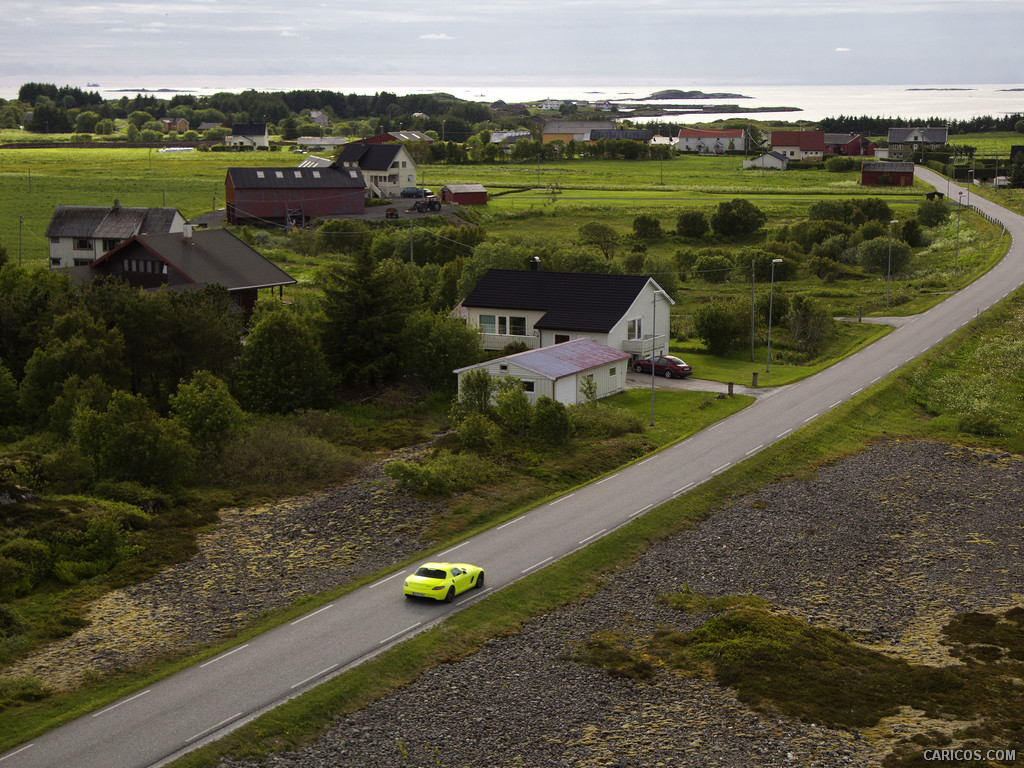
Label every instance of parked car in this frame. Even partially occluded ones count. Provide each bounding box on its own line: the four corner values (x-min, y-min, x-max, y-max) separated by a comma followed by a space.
401, 187, 432, 198
632, 355, 693, 379
403, 562, 485, 602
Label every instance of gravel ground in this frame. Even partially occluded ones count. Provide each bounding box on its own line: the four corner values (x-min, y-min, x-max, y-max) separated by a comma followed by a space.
8, 440, 1024, 766
215, 440, 1024, 768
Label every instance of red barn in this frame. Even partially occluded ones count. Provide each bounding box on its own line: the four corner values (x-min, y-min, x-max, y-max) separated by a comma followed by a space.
440, 183, 488, 205
225, 165, 365, 225
861, 161, 915, 187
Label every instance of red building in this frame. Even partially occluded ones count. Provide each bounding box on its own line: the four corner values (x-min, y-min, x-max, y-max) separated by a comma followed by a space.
440, 183, 488, 205
225, 165, 365, 225
861, 161, 915, 187
825, 133, 876, 156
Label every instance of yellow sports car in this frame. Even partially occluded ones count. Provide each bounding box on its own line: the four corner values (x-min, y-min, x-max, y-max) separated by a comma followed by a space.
403, 562, 485, 602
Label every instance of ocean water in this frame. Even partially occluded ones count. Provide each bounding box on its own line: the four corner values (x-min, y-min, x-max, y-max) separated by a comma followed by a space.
4, 80, 1023, 124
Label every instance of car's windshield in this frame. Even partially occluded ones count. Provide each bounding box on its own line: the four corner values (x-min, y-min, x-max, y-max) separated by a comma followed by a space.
414, 567, 447, 579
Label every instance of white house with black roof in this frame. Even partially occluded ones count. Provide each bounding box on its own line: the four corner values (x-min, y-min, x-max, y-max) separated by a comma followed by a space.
459, 267, 674, 359
336, 141, 417, 198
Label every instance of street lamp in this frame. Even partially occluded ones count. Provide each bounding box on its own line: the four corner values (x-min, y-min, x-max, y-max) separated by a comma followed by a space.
955, 192, 963, 272
886, 219, 898, 311
766, 258, 783, 373
968, 169, 974, 206
650, 289, 669, 426
947, 155, 953, 197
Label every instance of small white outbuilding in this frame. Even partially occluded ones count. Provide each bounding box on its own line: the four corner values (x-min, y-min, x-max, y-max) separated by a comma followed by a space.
454, 338, 632, 407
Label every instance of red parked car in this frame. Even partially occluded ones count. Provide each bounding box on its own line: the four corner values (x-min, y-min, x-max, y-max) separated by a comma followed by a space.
632, 355, 693, 379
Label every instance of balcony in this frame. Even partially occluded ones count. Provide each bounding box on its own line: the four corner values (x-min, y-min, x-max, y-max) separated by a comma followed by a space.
621, 333, 664, 356
479, 332, 539, 350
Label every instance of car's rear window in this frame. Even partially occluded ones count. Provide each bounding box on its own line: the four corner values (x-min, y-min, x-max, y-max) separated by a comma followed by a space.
415, 567, 446, 579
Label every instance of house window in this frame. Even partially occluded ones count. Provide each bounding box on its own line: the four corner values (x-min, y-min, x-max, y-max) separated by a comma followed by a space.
294, 170, 302, 178
522, 381, 535, 393
499, 364, 508, 371
497, 316, 507, 335
50, 257, 61, 267
275, 171, 284, 179
401, 161, 407, 168
73, 258, 91, 267
391, 161, 399, 168
74, 238, 91, 250
555, 334, 570, 344
609, 367, 616, 376
50, 236, 59, 244
627, 318, 643, 340
479, 314, 497, 334
256, 171, 265, 178
509, 316, 527, 336
312, 171, 320, 178
102, 239, 118, 252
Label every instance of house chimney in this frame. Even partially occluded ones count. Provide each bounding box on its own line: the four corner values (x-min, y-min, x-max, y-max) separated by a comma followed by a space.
112, 199, 121, 210
529, 256, 541, 272
183, 223, 193, 243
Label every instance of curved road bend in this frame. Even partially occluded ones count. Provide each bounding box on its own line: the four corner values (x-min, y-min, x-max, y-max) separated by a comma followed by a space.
4, 167, 1024, 768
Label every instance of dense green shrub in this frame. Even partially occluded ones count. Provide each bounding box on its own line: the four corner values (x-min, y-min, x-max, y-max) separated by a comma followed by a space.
918, 197, 952, 227
383, 449, 500, 495
457, 412, 501, 453
711, 199, 767, 239
676, 210, 709, 239
567, 404, 643, 439
857, 236, 912, 274
531, 396, 570, 447
693, 300, 748, 355
632, 214, 663, 240
694, 253, 735, 283
0, 538, 51, 588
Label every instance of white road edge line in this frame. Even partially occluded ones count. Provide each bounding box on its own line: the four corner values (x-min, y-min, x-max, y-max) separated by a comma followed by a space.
711, 464, 731, 475
92, 689, 151, 717
290, 664, 339, 690
804, 413, 819, 423
829, 401, 842, 409
291, 604, 333, 624
187, 713, 243, 743
439, 542, 467, 556
745, 445, 763, 456
549, 494, 575, 506
522, 557, 553, 574
578, 529, 606, 545
674, 482, 694, 496
595, 474, 619, 485
200, 645, 249, 667
381, 623, 422, 645
0, 744, 34, 762
369, 572, 405, 589
851, 388, 863, 396
630, 504, 653, 518
777, 428, 793, 439
497, 518, 523, 530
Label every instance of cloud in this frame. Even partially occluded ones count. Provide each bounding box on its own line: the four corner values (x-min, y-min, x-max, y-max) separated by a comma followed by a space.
419, 33, 454, 40
835, 47, 851, 52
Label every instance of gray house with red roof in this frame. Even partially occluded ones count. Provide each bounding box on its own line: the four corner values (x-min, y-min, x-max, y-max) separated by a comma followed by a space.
459, 267, 674, 359
74, 227, 295, 319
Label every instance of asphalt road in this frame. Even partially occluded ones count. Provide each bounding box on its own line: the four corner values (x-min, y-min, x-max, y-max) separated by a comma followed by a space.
3, 167, 1023, 768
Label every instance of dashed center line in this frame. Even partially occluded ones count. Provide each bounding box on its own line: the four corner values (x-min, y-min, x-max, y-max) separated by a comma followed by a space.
200, 645, 249, 666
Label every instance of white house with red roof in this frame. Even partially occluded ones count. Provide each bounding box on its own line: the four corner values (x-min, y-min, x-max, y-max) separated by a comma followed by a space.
677, 128, 746, 154
770, 130, 826, 161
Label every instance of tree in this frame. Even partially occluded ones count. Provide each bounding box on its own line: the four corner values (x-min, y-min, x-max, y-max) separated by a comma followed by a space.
0, 361, 19, 432
399, 311, 481, 391
578, 222, 619, 259
1011, 153, 1024, 189
493, 376, 531, 436
857, 236, 912, 274
676, 210, 709, 239
693, 253, 735, 284
19, 309, 128, 424
788, 294, 835, 356
234, 309, 332, 413
632, 214, 663, 240
458, 367, 493, 415
169, 370, 246, 456
72, 390, 196, 490
917, 198, 951, 227
531, 396, 570, 446
692, 300, 747, 355
711, 198, 767, 239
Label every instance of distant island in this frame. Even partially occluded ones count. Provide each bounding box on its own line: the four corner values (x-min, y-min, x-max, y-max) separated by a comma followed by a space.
643, 89, 753, 100
906, 87, 975, 92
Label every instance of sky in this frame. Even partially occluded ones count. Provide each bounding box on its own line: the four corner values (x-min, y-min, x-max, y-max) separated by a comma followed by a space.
2, 0, 1023, 99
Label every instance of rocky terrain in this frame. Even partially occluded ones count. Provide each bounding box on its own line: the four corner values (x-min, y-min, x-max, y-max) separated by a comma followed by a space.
10, 440, 1024, 767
